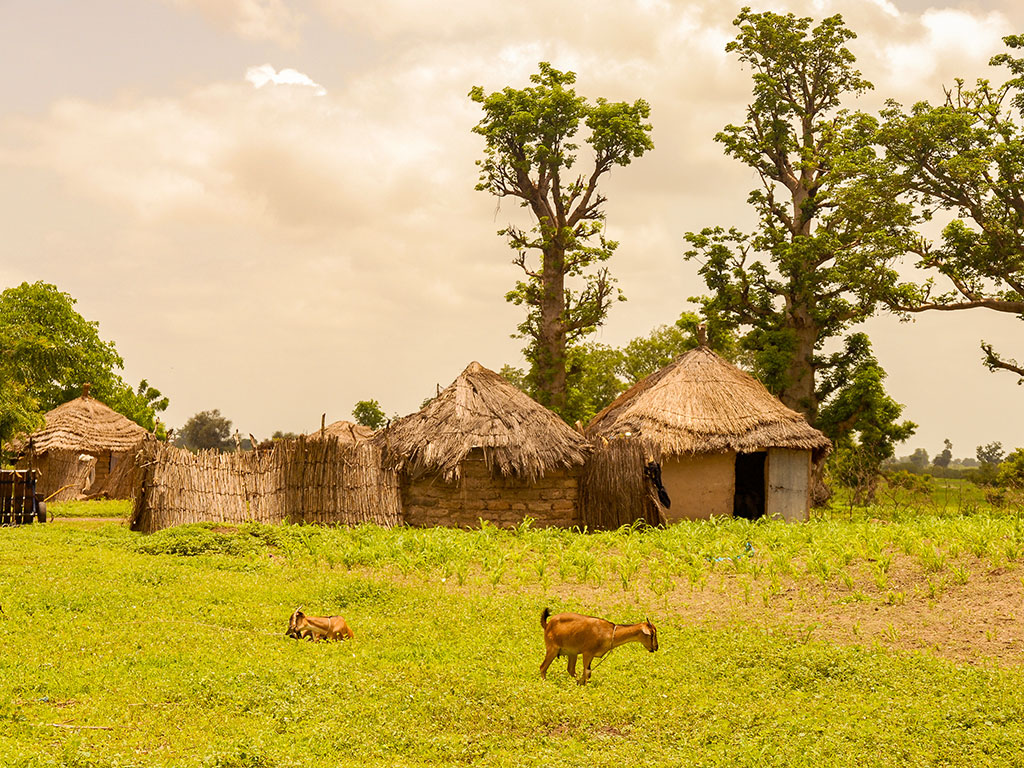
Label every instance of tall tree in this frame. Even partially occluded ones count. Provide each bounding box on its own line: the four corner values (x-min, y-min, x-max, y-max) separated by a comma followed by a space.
878, 36, 1024, 383
933, 439, 954, 469
684, 9, 913, 424
470, 62, 653, 415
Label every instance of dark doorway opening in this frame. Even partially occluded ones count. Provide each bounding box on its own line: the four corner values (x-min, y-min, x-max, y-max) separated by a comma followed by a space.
734, 451, 766, 519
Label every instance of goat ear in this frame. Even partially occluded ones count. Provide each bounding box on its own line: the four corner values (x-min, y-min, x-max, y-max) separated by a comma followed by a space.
641, 624, 651, 636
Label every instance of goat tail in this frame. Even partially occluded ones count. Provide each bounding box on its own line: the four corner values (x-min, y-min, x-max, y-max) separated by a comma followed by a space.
540, 607, 551, 628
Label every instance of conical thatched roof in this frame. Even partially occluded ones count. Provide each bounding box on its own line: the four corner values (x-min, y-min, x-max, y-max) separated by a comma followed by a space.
308, 420, 374, 444
21, 394, 149, 454
587, 346, 831, 458
377, 361, 589, 482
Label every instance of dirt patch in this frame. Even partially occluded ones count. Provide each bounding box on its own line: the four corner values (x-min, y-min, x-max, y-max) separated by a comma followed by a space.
646, 554, 1024, 666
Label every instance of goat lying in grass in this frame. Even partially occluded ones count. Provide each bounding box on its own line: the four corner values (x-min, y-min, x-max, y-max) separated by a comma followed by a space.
286, 607, 354, 641
539, 607, 658, 685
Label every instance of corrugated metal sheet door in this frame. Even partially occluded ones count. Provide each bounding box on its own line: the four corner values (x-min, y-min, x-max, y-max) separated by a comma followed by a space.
766, 448, 810, 522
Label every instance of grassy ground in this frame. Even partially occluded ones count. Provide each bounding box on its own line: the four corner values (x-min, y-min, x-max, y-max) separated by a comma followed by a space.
47, 499, 131, 519
3, 515, 1024, 766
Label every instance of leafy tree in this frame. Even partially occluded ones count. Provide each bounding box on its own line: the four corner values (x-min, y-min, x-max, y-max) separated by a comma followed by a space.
563, 343, 625, 426
977, 441, 1005, 466
0, 281, 168, 437
997, 448, 1024, 488
109, 379, 169, 439
175, 410, 233, 452
684, 9, 913, 424
352, 400, 386, 430
0, 377, 40, 459
878, 37, 1024, 383
908, 448, 930, 470
816, 333, 916, 499
933, 438, 953, 469
470, 62, 653, 415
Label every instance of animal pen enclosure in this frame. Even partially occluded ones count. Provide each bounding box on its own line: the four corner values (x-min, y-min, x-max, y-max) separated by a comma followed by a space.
129, 437, 402, 533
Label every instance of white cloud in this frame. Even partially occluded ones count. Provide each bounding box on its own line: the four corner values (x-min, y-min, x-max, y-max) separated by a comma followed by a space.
877, 9, 1010, 91
245, 64, 326, 95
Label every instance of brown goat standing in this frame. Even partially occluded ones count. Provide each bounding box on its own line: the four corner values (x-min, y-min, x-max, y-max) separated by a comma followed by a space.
286, 607, 354, 641
539, 607, 658, 685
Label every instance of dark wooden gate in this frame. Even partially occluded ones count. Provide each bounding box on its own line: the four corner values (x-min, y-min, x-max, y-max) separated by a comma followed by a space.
0, 469, 44, 525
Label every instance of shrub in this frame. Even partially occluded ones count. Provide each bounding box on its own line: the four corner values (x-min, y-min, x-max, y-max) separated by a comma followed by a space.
135, 525, 262, 557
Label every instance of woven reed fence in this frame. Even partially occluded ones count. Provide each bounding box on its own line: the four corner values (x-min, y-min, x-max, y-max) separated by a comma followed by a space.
578, 439, 664, 530
129, 437, 402, 533
101, 449, 144, 501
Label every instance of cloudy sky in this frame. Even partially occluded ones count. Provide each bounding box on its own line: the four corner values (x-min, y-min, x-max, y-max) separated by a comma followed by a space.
2, 0, 1022, 458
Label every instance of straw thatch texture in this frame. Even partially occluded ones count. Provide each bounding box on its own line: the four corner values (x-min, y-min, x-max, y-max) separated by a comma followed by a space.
30, 450, 97, 502
308, 420, 374, 444
587, 347, 831, 458
129, 437, 401, 533
18, 394, 149, 454
579, 439, 663, 530
378, 361, 589, 483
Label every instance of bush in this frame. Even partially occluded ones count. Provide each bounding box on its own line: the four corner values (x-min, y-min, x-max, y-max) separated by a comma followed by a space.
135, 525, 262, 557
997, 448, 1024, 489
885, 470, 934, 494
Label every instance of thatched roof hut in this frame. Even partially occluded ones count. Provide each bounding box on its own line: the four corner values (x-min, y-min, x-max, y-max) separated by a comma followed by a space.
308, 420, 374, 445
378, 361, 589, 528
379, 361, 588, 482
586, 346, 830, 522
17, 391, 149, 501
22, 393, 149, 455
588, 346, 830, 458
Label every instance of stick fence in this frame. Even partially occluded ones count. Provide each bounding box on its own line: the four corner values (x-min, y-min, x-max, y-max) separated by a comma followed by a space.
130, 437, 402, 533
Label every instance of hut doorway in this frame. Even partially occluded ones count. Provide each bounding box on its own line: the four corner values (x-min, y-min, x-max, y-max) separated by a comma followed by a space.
734, 451, 766, 519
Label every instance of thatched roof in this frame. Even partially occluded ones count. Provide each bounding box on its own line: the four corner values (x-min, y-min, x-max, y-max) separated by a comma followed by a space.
587, 346, 831, 458
376, 361, 589, 482
308, 420, 374, 444
20, 394, 149, 454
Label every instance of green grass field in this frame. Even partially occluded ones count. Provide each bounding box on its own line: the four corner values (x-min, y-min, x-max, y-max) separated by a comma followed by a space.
3, 511, 1024, 766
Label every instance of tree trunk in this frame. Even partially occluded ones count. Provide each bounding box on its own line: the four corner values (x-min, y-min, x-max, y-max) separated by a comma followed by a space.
779, 310, 818, 423
536, 245, 568, 411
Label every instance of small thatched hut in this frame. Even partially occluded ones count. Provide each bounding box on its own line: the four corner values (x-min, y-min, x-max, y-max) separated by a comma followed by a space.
308, 420, 374, 445
17, 390, 149, 501
586, 346, 831, 522
377, 361, 589, 528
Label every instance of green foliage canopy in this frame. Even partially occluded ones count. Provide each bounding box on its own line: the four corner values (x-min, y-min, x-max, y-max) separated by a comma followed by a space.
878, 36, 1024, 383
175, 409, 233, 452
352, 399, 386, 430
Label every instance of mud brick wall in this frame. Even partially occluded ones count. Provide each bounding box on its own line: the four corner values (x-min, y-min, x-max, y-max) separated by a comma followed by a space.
401, 456, 581, 528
